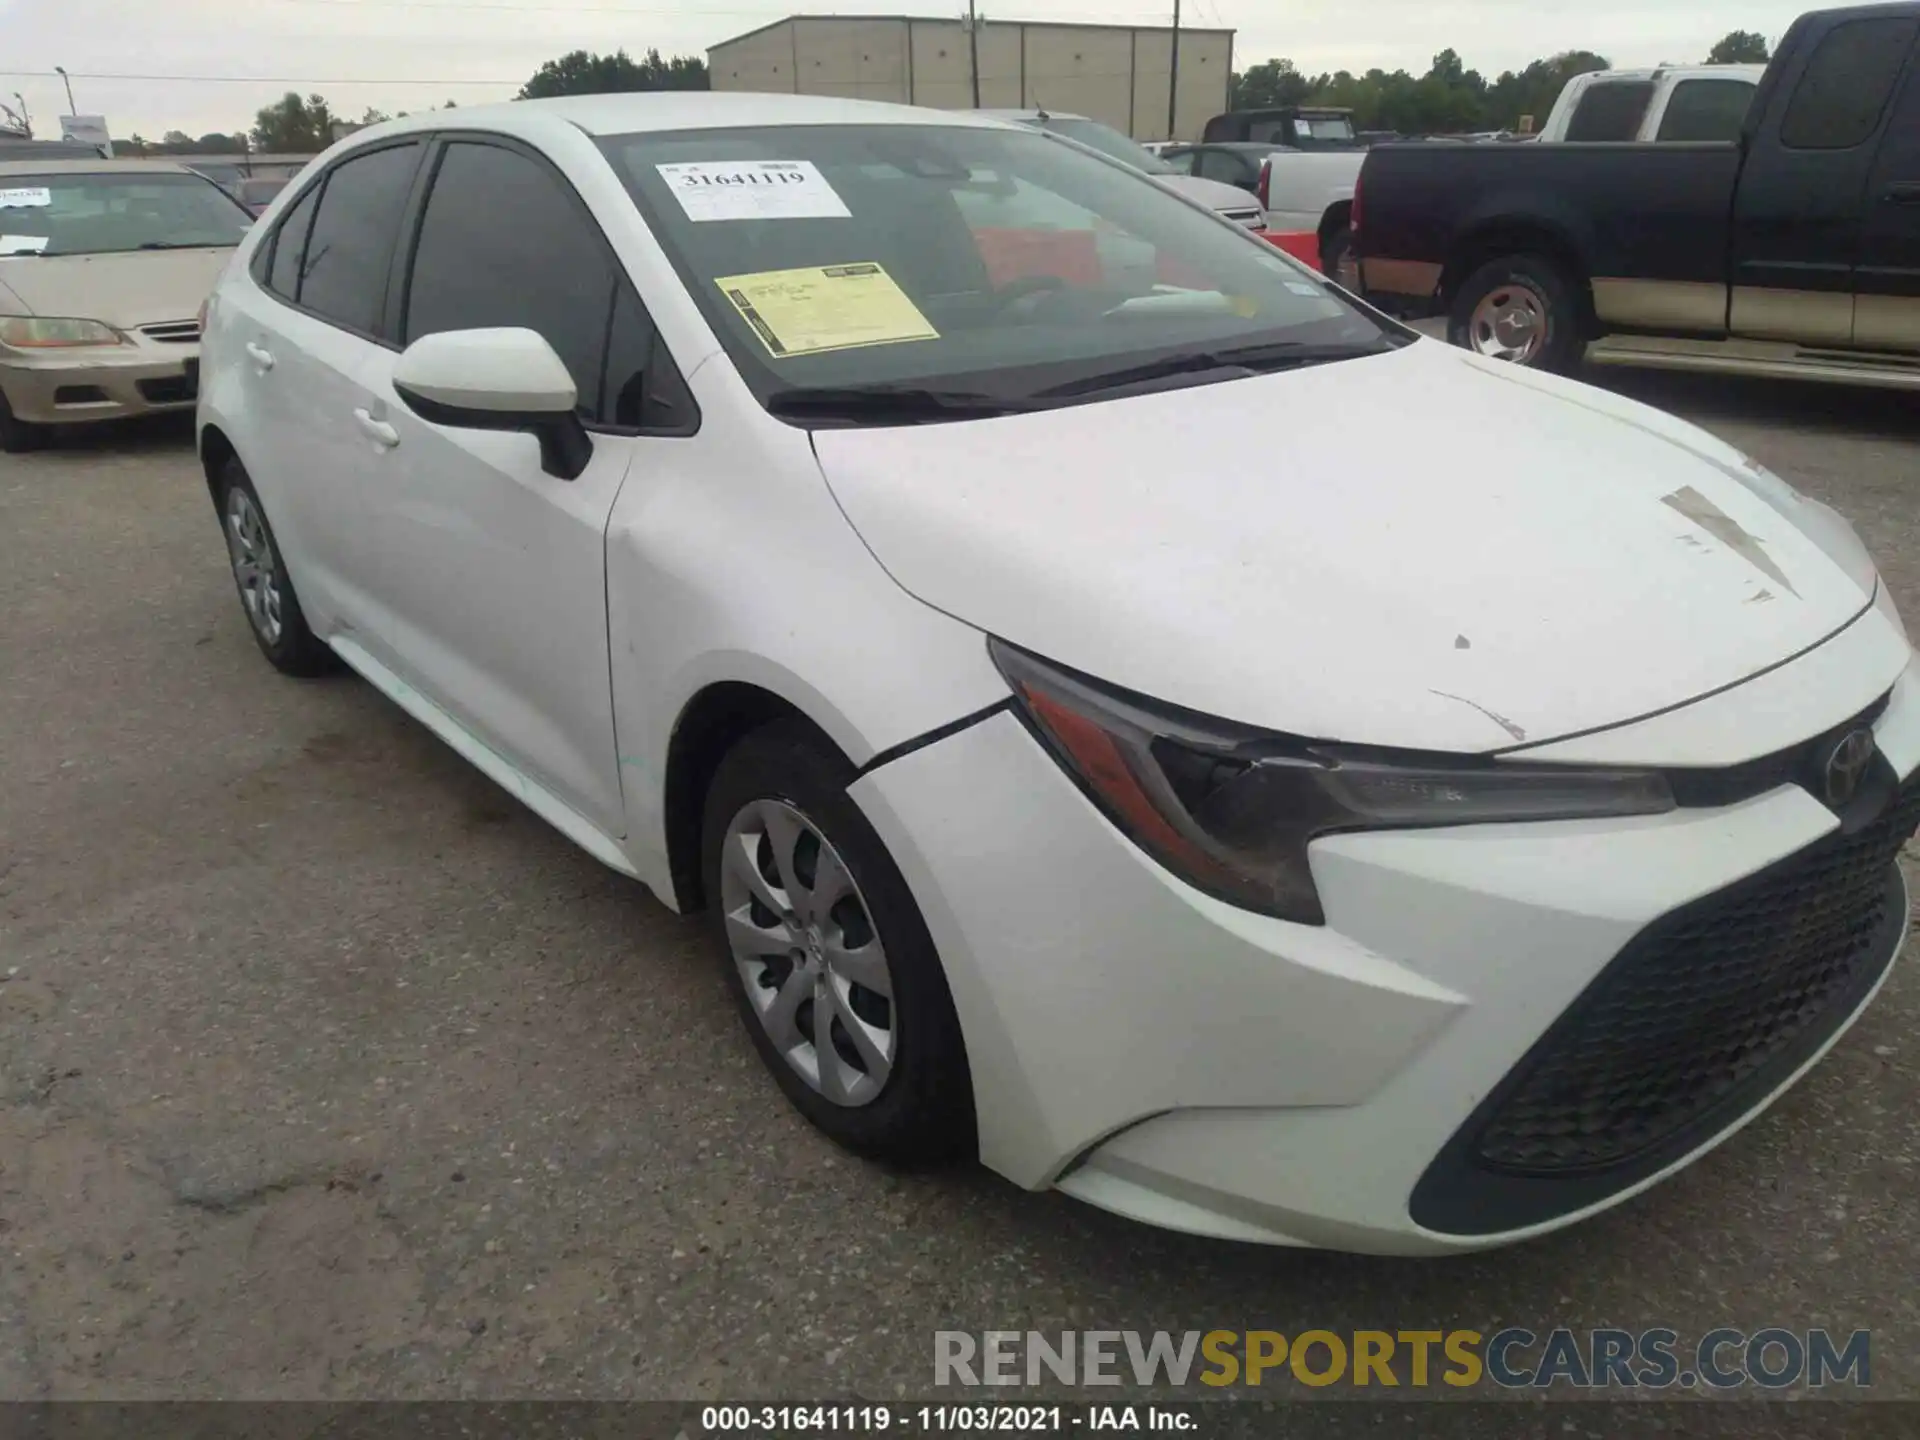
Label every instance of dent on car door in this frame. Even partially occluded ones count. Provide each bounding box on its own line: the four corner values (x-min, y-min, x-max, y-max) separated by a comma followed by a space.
240, 140, 425, 635
1856, 36, 1920, 350
362, 136, 686, 838
1730, 13, 1918, 345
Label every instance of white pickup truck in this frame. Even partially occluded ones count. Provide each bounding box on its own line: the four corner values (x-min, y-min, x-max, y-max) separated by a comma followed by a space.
1537, 64, 1766, 142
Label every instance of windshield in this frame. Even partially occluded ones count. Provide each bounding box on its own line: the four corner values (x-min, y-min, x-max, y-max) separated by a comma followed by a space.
602, 123, 1398, 420
0, 172, 251, 257
1292, 114, 1356, 144
1028, 116, 1174, 175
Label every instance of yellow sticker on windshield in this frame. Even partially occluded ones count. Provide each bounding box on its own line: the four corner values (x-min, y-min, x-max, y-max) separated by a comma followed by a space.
715, 262, 939, 358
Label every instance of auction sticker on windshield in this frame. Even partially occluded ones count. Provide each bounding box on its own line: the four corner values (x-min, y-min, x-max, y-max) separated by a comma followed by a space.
656, 160, 851, 222
0, 188, 52, 209
716, 263, 939, 357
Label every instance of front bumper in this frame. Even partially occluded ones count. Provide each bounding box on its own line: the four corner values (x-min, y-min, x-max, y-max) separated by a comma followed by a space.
1, 339, 200, 425
848, 637, 1920, 1255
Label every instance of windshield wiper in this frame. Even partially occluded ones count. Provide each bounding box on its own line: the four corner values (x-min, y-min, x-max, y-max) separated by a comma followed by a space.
1033, 340, 1397, 401
766, 384, 1041, 426
136, 240, 228, 251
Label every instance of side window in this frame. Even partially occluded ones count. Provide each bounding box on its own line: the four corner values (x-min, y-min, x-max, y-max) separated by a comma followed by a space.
601, 281, 697, 432
1655, 79, 1757, 142
403, 141, 616, 421
263, 183, 318, 298
1565, 82, 1657, 141
1158, 149, 1198, 175
1196, 151, 1252, 189
298, 142, 422, 334
1779, 17, 1920, 150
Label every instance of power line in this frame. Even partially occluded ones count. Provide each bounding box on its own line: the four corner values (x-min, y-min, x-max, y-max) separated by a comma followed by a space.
0, 71, 522, 85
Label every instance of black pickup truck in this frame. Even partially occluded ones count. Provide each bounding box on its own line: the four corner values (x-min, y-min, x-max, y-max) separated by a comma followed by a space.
1354, 3, 1920, 388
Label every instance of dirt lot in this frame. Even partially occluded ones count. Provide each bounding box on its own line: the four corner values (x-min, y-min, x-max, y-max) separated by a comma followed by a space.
3, 367, 1920, 1407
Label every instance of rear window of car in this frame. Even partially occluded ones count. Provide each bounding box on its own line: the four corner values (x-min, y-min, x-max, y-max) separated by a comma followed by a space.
1565, 81, 1656, 141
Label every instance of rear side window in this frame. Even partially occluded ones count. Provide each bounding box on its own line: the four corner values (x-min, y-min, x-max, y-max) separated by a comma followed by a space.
264, 183, 318, 299
1565, 81, 1656, 141
1656, 79, 1757, 142
1780, 17, 1920, 150
297, 141, 423, 334
403, 140, 692, 431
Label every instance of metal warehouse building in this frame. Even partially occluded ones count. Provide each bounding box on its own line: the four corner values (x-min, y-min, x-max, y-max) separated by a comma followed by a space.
708, 14, 1234, 141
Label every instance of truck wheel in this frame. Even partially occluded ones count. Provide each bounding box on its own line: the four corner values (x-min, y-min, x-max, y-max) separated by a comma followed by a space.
1448, 255, 1585, 372
1321, 227, 1356, 287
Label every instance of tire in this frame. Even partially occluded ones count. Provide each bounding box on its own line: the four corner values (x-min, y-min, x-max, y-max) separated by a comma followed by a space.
702, 719, 975, 1165
0, 390, 47, 454
1320, 226, 1355, 288
214, 458, 336, 676
1447, 253, 1586, 373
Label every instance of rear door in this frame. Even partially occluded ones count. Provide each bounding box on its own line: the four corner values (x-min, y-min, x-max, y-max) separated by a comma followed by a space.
1730, 11, 1920, 345
1856, 39, 1920, 350
228, 139, 425, 634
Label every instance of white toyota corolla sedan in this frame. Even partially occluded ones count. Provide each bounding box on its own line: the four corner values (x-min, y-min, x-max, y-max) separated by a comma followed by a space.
197, 93, 1920, 1255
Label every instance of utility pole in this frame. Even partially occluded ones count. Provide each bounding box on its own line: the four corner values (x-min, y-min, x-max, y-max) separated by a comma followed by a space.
1167, 0, 1181, 140
55, 66, 76, 115
967, 1, 982, 108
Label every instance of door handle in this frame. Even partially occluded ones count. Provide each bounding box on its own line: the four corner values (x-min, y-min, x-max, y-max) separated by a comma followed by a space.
352, 407, 400, 449
1884, 182, 1920, 205
244, 341, 275, 371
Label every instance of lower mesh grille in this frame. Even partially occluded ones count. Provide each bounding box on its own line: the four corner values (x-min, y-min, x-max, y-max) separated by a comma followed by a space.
1472, 775, 1920, 1175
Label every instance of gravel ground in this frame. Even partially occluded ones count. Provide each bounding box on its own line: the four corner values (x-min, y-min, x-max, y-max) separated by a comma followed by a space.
2, 367, 1919, 1417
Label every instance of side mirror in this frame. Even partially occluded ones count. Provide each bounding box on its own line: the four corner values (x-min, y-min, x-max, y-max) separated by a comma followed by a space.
392, 327, 593, 480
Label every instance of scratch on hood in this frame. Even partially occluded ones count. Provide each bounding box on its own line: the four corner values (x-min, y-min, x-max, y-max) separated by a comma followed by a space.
1663, 485, 1800, 598
1429, 690, 1528, 742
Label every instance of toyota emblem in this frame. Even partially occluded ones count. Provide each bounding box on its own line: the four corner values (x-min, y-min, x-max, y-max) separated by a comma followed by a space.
1822, 729, 1876, 808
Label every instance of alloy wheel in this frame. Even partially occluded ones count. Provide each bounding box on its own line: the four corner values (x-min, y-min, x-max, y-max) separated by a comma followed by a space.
225, 486, 284, 645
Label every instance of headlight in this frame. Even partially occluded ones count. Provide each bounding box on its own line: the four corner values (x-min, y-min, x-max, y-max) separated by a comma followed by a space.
0, 317, 128, 349
992, 641, 1675, 926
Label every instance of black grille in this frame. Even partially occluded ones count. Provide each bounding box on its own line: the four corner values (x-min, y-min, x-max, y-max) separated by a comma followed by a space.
1477, 771, 1920, 1175
137, 373, 197, 404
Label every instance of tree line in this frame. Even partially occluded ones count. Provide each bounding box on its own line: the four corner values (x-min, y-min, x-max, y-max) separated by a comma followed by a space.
116, 26, 1776, 155
1231, 30, 1772, 136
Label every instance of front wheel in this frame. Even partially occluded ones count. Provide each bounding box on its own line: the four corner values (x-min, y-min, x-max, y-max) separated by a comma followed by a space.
702, 719, 975, 1165
1447, 253, 1586, 372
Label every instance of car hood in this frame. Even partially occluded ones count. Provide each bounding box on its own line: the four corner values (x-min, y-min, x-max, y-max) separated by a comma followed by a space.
1155, 173, 1263, 217
0, 248, 234, 328
813, 341, 1883, 753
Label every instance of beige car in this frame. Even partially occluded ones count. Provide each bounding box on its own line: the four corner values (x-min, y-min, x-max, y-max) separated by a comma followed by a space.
0, 159, 252, 451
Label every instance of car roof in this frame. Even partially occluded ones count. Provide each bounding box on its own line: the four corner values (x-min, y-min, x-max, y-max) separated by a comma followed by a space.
0, 158, 199, 177
975, 108, 1092, 123
353, 92, 1031, 144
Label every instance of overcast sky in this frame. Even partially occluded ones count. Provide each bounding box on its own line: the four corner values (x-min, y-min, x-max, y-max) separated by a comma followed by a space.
2, 0, 1817, 140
